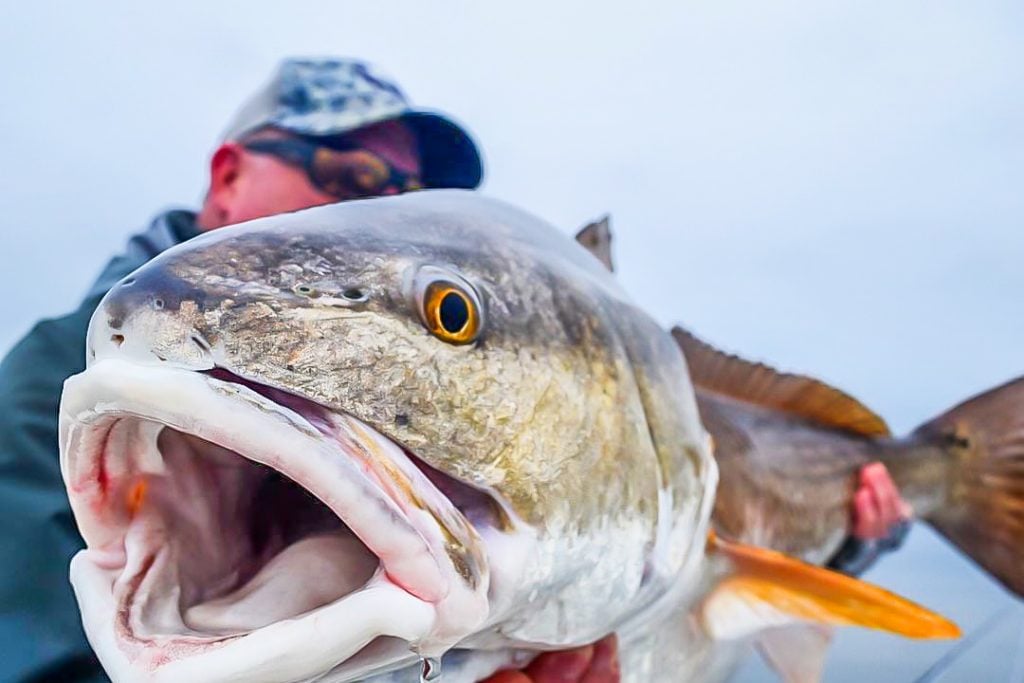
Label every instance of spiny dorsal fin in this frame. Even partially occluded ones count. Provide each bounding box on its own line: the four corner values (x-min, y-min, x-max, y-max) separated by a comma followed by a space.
574, 215, 614, 272
672, 326, 891, 437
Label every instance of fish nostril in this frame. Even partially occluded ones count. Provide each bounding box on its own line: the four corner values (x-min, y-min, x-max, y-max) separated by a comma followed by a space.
111, 334, 125, 347
153, 298, 165, 310
342, 288, 367, 302
122, 278, 135, 287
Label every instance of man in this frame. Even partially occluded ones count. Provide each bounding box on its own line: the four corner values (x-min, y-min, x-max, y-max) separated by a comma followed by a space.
0, 57, 615, 683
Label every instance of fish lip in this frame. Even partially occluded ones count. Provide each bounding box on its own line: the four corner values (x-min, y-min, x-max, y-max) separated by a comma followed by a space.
60, 358, 490, 681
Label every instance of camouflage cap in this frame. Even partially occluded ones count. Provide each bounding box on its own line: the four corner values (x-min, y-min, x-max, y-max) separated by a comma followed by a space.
222, 58, 483, 189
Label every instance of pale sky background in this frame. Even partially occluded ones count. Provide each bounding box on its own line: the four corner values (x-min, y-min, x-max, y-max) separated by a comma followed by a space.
1, 2, 1022, 680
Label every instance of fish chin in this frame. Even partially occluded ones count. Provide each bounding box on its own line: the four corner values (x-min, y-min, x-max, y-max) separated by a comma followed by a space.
59, 359, 495, 683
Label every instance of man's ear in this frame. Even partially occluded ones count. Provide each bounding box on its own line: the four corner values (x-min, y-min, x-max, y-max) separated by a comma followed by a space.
199, 143, 244, 229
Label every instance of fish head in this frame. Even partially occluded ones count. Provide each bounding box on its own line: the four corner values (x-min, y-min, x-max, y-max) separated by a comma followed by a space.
60, 190, 716, 682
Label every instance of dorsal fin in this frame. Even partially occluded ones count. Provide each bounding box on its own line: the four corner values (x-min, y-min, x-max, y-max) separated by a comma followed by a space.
672, 326, 891, 437
574, 215, 614, 272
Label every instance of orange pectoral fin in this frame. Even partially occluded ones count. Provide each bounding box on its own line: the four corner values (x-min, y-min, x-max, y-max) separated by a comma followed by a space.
701, 533, 960, 641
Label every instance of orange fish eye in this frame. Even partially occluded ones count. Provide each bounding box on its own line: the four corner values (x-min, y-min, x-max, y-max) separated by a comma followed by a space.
421, 281, 481, 345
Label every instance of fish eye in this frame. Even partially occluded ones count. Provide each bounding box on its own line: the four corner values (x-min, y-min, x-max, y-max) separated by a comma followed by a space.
423, 283, 480, 344
415, 268, 483, 345
439, 290, 469, 331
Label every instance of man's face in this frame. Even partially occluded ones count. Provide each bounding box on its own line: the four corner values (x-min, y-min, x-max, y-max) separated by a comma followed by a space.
200, 120, 422, 230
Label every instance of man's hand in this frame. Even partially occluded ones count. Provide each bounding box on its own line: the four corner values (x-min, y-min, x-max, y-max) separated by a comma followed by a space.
852, 462, 912, 540
482, 634, 619, 683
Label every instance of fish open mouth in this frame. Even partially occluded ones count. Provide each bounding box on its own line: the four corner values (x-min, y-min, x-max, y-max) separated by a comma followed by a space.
60, 359, 492, 683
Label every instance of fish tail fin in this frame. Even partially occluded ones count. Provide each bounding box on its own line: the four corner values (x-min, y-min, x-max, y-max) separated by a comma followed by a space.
701, 532, 958, 636
913, 375, 1024, 597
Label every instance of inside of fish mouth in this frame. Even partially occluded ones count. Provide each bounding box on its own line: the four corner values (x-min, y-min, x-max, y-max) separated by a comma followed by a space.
104, 371, 500, 643
126, 427, 379, 638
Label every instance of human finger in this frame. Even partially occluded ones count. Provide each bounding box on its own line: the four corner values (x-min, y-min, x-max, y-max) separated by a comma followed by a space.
853, 486, 883, 539
863, 463, 903, 527
523, 645, 596, 682
581, 634, 620, 683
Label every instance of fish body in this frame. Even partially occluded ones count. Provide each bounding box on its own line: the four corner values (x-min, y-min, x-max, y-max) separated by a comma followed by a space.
59, 191, 955, 682
675, 328, 1024, 595
697, 385, 926, 563
571, 220, 1024, 595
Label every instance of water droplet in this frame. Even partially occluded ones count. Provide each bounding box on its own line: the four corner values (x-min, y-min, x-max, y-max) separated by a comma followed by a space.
420, 656, 442, 682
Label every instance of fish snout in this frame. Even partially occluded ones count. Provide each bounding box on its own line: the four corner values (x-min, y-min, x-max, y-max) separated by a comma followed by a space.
89, 268, 216, 371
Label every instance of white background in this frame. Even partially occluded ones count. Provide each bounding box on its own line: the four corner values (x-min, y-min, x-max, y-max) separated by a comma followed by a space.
2, 2, 1022, 680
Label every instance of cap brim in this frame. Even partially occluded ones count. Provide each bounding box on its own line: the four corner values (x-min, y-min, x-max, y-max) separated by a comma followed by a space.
400, 111, 484, 190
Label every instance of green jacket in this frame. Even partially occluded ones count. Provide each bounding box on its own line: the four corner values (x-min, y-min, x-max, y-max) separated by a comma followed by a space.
0, 210, 199, 682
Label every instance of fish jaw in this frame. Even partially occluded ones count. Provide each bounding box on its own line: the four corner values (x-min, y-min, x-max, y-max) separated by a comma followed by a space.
59, 359, 498, 682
